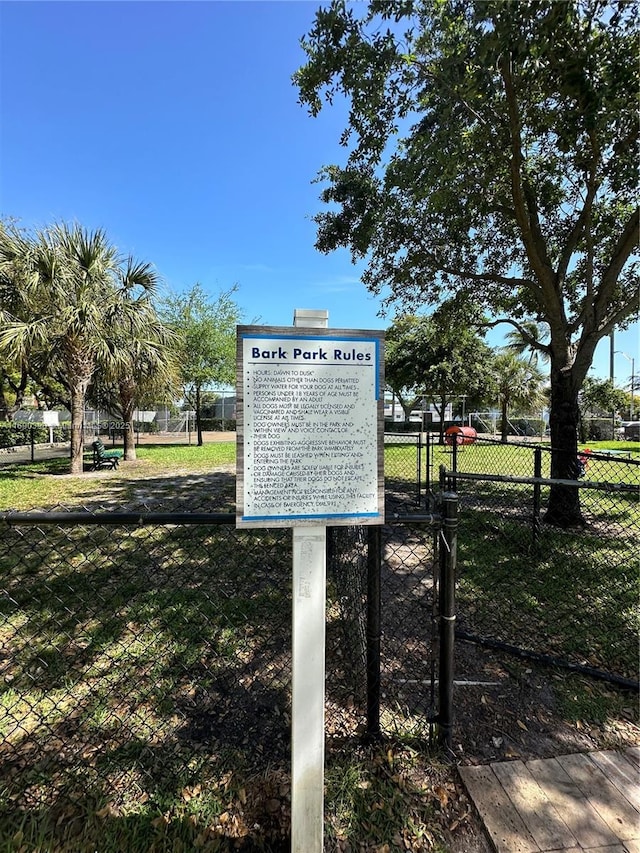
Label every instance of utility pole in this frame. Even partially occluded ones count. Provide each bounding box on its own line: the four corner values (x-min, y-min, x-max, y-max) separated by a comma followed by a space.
610, 329, 615, 382
620, 352, 635, 420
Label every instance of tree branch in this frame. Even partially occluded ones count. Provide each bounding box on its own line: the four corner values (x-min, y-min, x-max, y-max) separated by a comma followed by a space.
596, 207, 639, 311
499, 54, 562, 316
557, 144, 601, 286
481, 317, 551, 356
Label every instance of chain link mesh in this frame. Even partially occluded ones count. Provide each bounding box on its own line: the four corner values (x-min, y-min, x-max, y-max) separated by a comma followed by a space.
1, 507, 441, 844
327, 519, 440, 744
1, 516, 292, 821
445, 438, 639, 685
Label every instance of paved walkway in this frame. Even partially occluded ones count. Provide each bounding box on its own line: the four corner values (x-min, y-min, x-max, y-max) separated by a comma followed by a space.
0, 432, 237, 468
459, 747, 640, 853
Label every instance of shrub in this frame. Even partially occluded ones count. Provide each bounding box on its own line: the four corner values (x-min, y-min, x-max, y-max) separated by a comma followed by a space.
0, 422, 72, 448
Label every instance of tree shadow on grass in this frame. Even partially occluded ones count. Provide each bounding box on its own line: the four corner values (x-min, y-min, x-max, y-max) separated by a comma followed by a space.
0, 517, 294, 849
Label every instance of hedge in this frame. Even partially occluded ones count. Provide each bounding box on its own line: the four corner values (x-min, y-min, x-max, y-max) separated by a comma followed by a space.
0, 422, 72, 449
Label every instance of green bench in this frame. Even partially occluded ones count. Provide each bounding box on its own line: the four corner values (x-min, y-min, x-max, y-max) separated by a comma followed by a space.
91, 439, 122, 470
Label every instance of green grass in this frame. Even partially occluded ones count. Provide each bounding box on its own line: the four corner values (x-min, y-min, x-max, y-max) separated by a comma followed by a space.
0, 521, 295, 851
0, 442, 237, 511
456, 507, 639, 679
585, 440, 640, 453
384, 438, 639, 503
0, 517, 457, 852
2, 437, 637, 512
324, 746, 448, 852
134, 442, 236, 468
0, 436, 637, 851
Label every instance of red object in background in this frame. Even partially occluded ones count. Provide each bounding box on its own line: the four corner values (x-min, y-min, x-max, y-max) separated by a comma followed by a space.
578, 447, 592, 467
445, 426, 478, 446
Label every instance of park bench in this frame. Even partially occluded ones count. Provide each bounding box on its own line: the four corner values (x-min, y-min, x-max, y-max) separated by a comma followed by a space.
90, 439, 122, 470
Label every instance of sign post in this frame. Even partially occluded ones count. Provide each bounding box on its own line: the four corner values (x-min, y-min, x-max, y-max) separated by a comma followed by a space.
236, 312, 384, 851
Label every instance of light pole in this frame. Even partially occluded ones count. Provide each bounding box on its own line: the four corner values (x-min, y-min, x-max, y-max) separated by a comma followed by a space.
460, 394, 467, 425
619, 352, 635, 420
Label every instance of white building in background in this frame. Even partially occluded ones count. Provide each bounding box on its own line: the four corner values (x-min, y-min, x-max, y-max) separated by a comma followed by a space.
384, 393, 453, 423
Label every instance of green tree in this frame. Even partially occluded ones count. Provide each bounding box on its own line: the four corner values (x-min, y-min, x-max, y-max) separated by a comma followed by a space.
94, 259, 179, 461
579, 376, 627, 419
385, 315, 428, 422
386, 309, 493, 442
492, 351, 545, 441
0, 358, 30, 422
0, 221, 163, 474
160, 284, 242, 447
295, 0, 638, 525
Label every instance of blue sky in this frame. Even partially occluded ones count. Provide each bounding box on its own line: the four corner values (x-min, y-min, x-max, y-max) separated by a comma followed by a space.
0, 0, 636, 386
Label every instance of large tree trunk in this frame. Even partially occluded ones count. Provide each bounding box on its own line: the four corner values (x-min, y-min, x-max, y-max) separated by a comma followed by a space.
544, 366, 584, 528
195, 385, 203, 447
69, 376, 90, 475
119, 378, 137, 461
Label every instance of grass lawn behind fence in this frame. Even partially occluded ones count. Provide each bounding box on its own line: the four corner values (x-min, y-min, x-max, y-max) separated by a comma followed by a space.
0, 438, 637, 851
0, 443, 237, 510
0, 451, 455, 852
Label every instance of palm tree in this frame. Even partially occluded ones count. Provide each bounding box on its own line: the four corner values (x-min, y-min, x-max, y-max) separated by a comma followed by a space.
0, 221, 163, 474
98, 259, 179, 460
504, 321, 551, 371
0, 222, 40, 420
493, 351, 545, 442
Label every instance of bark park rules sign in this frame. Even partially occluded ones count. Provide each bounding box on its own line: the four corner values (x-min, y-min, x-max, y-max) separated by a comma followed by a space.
236, 325, 385, 528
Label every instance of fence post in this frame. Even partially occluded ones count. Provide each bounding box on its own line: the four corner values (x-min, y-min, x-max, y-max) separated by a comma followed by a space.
425, 431, 432, 496
533, 447, 542, 546
438, 491, 458, 751
366, 524, 382, 741
30, 426, 35, 463
451, 437, 458, 491
416, 434, 422, 504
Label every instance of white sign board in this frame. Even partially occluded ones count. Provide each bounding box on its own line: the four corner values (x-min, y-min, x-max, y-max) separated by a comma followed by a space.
236, 325, 384, 528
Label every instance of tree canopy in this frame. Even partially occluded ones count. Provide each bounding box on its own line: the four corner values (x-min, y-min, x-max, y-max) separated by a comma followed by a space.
296, 0, 638, 524
160, 284, 242, 446
386, 308, 493, 441
0, 220, 168, 473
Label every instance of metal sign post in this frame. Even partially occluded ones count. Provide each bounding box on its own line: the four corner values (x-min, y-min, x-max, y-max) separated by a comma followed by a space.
235, 311, 384, 852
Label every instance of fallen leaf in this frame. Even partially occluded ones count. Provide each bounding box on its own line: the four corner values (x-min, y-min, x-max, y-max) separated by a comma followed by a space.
434, 785, 449, 808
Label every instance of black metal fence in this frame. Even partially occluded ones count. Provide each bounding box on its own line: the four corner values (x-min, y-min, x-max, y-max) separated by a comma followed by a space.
442, 437, 639, 689
383, 432, 433, 509
0, 504, 454, 845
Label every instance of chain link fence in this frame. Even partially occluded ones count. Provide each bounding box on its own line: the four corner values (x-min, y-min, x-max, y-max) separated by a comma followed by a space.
327, 514, 447, 746
383, 432, 433, 510
0, 505, 451, 848
443, 437, 639, 688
